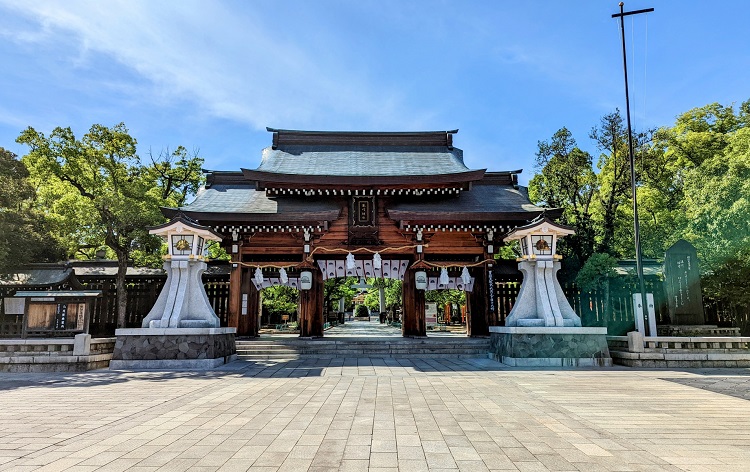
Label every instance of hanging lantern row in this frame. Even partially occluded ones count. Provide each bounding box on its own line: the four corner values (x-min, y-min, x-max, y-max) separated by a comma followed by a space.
414, 267, 474, 291
253, 266, 313, 290
254, 254, 468, 292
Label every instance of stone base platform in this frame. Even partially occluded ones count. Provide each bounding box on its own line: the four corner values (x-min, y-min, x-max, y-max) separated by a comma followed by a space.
490, 326, 611, 367
0, 336, 116, 372
110, 327, 236, 370
608, 332, 750, 368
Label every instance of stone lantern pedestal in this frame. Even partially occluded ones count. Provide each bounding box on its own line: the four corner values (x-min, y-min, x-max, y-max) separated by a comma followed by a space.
110, 217, 236, 370
489, 215, 611, 367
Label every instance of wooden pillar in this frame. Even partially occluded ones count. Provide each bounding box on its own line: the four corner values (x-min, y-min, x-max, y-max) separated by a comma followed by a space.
300, 268, 324, 337
402, 269, 426, 337
227, 256, 242, 331
238, 277, 260, 337
467, 267, 490, 337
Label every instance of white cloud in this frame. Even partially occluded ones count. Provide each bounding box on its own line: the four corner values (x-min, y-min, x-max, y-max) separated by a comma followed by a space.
0, 0, 426, 131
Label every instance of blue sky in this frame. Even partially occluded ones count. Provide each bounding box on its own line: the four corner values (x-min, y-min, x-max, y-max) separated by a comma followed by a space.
1, 1, 748, 186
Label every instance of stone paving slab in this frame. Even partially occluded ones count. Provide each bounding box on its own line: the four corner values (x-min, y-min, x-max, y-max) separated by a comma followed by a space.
1, 359, 750, 471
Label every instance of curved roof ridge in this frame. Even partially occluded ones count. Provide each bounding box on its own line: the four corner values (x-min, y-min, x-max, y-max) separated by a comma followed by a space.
267, 128, 459, 148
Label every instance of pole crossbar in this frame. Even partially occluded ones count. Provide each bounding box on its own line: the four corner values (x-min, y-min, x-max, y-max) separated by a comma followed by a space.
612, 7, 654, 18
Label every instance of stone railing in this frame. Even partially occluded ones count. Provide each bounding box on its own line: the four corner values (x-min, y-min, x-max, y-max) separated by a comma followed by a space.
0, 335, 116, 372
607, 332, 750, 367
656, 325, 742, 337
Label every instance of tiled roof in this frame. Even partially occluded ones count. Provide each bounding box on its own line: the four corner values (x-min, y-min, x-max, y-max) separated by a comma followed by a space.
0, 267, 73, 286
175, 184, 340, 218
387, 185, 546, 221
256, 145, 471, 177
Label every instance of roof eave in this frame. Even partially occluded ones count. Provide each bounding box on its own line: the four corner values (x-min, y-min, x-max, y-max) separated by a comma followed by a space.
162, 207, 341, 225
241, 169, 486, 188
390, 209, 552, 225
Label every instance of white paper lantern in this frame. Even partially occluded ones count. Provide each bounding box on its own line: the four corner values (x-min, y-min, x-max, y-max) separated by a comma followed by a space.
415, 271, 428, 290
300, 271, 313, 290
346, 252, 356, 270
279, 267, 288, 284
373, 252, 382, 269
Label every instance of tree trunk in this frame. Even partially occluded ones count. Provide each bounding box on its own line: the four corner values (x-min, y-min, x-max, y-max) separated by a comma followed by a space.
115, 252, 128, 328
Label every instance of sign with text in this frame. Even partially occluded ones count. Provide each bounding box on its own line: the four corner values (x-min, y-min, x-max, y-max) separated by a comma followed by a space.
664, 240, 704, 325
633, 293, 657, 336
425, 303, 438, 327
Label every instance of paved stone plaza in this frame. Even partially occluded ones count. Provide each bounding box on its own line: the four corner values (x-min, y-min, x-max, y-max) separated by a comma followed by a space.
1, 359, 750, 472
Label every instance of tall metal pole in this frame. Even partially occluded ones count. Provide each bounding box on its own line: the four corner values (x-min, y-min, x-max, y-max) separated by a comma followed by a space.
612, 2, 653, 335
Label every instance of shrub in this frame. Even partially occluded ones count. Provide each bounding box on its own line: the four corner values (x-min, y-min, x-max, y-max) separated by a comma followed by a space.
354, 304, 369, 318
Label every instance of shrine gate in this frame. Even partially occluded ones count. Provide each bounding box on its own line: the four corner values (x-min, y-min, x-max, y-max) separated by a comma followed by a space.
163, 129, 549, 338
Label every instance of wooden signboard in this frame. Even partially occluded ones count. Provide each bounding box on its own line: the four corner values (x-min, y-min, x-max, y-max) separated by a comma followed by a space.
14, 291, 100, 338
425, 303, 437, 327
664, 240, 705, 325
26, 301, 88, 333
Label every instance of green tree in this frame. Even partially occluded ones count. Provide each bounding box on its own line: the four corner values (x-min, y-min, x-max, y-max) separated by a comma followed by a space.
425, 289, 466, 320
681, 126, 750, 284
17, 123, 203, 327
323, 277, 358, 313
354, 304, 369, 317
261, 286, 299, 319
528, 127, 596, 276
0, 147, 64, 273
589, 109, 653, 256
363, 278, 402, 318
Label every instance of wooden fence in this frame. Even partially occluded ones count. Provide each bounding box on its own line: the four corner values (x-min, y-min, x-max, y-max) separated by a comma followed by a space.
3, 269, 748, 337
1, 274, 231, 337
494, 277, 671, 336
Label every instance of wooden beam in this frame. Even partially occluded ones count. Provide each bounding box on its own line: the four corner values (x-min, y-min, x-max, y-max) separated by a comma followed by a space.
402, 268, 426, 337
467, 268, 490, 337
299, 268, 324, 337
239, 279, 260, 337
227, 256, 242, 331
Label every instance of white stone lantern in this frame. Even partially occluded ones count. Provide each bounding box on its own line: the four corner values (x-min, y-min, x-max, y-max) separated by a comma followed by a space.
503, 214, 580, 327
141, 216, 223, 328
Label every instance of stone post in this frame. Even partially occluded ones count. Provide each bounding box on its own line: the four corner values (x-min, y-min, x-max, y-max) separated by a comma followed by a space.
627, 330, 645, 352
73, 333, 91, 356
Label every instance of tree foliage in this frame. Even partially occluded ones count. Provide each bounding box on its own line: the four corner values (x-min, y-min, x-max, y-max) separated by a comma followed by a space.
0, 148, 64, 273
529, 127, 596, 276
425, 289, 465, 308
261, 286, 299, 318
323, 277, 358, 313
532, 99, 750, 327
363, 278, 402, 315
17, 123, 203, 327
354, 304, 369, 317
575, 253, 617, 293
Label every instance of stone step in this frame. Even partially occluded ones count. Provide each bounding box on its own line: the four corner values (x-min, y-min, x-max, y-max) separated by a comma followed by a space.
237, 353, 490, 360
236, 341, 491, 348
236, 349, 299, 355
235, 344, 301, 351
235, 338, 491, 359
236, 343, 489, 349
